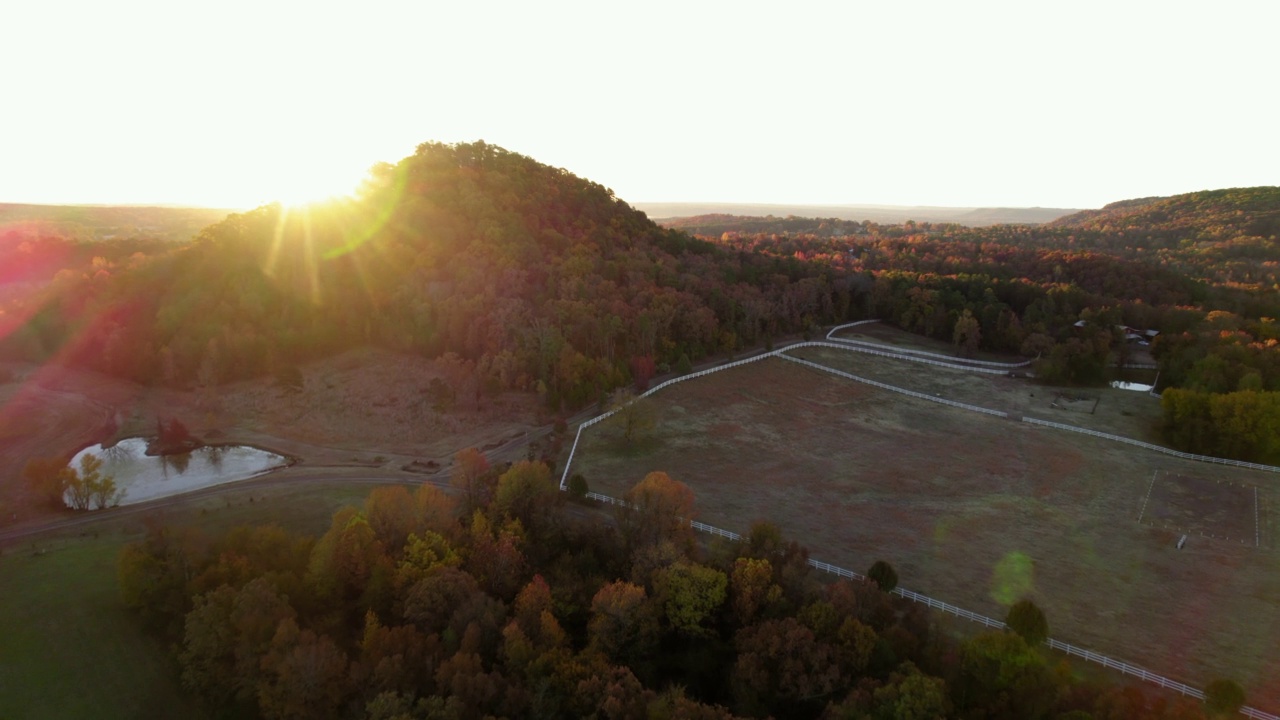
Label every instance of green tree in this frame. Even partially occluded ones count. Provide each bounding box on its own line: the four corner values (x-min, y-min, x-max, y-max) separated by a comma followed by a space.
493, 460, 558, 535
1005, 598, 1048, 645
1203, 678, 1245, 717
567, 472, 588, 499
867, 560, 898, 593
118, 519, 208, 633
179, 577, 296, 708
955, 631, 1057, 719
655, 562, 727, 638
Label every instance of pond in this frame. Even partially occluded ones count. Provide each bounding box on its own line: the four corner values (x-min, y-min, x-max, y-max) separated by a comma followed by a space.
66, 437, 289, 508
1110, 380, 1155, 392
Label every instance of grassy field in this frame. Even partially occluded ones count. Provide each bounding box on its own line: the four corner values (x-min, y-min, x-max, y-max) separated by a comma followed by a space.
0, 481, 378, 720
569, 355, 1280, 708
791, 345, 1166, 442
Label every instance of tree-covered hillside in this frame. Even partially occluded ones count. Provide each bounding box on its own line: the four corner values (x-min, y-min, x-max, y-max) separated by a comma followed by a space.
0, 143, 857, 409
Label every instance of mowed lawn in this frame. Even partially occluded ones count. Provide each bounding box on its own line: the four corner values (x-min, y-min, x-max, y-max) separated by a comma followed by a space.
570, 356, 1280, 708
0, 481, 374, 719
0, 535, 204, 720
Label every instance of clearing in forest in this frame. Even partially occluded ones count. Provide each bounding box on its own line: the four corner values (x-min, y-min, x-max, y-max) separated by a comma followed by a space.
568, 355, 1280, 708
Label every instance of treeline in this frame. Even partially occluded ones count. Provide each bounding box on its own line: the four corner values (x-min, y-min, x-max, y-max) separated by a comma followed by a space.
118, 459, 1226, 719
694, 188, 1280, 458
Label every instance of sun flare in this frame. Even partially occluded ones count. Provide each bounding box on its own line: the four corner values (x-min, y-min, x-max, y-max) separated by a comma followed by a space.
270, 173, 360, 208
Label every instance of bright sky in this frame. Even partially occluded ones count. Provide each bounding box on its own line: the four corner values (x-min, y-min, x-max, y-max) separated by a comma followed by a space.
3, 1, 1277, 210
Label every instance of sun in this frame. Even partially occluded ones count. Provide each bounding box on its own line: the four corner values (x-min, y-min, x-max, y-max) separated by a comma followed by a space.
271, 174, 360, 208
262, 157, 369, 208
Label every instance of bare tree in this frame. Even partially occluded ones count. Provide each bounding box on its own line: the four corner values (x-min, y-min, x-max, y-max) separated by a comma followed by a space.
608, 388, 654, 446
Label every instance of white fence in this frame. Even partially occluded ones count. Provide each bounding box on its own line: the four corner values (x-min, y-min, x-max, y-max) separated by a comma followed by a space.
805, 339, 1014, 375
826, 320, 1034, 369
559, 338, 1020, 489
1021, 416, 1280, 474
779, 353, 1010, 418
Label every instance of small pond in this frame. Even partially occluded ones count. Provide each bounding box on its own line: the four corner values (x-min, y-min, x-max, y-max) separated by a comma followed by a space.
66, 437, 288, 508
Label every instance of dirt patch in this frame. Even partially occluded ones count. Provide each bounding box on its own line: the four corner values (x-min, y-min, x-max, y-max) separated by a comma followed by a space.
0, 349, 542, 526
567, 356, 1280, 708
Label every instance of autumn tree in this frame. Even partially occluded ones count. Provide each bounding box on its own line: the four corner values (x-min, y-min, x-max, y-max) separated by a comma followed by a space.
450, 447, 492, 516
588, 580, 660, 673
363, 485, 421, 556
23, 456, 69, 509
617, 471, 697, 552
257, 619, 351, 720
732, 617, 840, 716
729, 557, 783, 626
61, 454, 122, 510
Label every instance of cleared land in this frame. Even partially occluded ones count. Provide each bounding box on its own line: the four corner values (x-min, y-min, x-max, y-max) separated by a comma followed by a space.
791, 345, 1165, 442
569, 355, 1280, 707
0, 349, 541, 526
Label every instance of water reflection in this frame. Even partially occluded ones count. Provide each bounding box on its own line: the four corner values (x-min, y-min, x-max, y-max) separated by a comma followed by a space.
67, 438, 287, 508
1110, 380, 1154, 392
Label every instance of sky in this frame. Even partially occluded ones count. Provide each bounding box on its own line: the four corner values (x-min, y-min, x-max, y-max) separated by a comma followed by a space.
2, 0, 1277, 210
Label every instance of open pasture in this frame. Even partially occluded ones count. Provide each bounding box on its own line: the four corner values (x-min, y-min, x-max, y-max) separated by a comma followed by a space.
570, 356, 1280, 707
789, 345, 1166, 443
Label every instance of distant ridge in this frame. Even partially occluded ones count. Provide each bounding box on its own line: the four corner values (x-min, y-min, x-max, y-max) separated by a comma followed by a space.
634, 202, 1082, 227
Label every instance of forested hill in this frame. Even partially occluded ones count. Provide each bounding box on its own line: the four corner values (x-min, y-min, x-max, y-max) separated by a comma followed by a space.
1049, 187, 1280, 242
0, 142, 857, 408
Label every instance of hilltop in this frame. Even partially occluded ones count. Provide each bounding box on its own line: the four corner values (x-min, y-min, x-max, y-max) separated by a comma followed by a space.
1050, 187, 1280, 242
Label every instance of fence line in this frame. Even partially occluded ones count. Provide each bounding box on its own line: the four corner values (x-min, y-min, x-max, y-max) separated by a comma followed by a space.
560, 336, 1011, 488
800, 340, 1014, 375
1020, 416, 1280, 474
826, 320, 1033, 369
576, 489, 1279, 716
778, 353, 1009, 418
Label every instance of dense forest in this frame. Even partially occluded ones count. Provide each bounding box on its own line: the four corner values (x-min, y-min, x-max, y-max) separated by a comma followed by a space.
2, 144, 1278, 459
117, 459, 1231, 719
